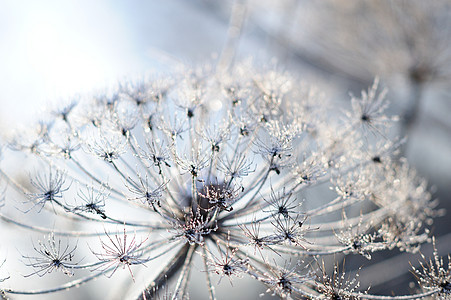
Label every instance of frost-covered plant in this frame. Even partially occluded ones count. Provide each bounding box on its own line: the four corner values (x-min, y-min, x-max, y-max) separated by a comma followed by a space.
0, 63, 446, 299
412, 238, 451, 299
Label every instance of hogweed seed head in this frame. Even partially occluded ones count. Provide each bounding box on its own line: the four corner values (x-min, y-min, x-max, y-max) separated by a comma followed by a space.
411, 238, 451, 298
0, 62, 443, 299
21, 233, 78, 277
91, 227, 149, 282
26, 168, 70, 213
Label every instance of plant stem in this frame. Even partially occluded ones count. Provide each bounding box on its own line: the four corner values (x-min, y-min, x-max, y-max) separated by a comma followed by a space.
136, 243, 191, 300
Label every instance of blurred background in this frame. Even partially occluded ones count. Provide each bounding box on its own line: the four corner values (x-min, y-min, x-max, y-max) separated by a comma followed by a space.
0, 0, 450, 298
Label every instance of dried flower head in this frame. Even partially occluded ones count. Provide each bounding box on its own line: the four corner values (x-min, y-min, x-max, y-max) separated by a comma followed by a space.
0, 62, 441, 299
261, 259, 311, 298
91, 227, 148, 282
21, 233, 78, 277
411, 238, 451, 298
26, 168, 70, 212
316, 260, 365, 300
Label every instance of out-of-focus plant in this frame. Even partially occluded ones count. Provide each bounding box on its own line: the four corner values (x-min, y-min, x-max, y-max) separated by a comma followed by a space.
239, 0, 451, 155
303, 0, 450, 145
0, 62, 447, 299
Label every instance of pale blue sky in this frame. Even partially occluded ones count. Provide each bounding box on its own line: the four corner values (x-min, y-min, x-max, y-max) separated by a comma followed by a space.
0, 0, 231, 126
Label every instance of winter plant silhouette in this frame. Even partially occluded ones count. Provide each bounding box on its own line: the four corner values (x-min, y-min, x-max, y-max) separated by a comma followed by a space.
0, 63, 448, 299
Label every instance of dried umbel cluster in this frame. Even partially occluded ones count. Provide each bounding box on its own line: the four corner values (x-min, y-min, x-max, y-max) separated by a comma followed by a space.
0, 64, 446, 299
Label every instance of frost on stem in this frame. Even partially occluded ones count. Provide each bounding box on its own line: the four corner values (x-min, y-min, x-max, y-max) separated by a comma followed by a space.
139, 139, 172, 172
316, 260, 366, 300
217, 152, 255, 180
126, 173, 166, 212
70, 183, 108, 219
198, 180, 242, 212
171, 214, 216, 246
271, 214, 312, 247
85, 127, 127, 163
205, 241, 248, 285
411, 238, 451, 298
335, 216, 381, 260
349, 77, 394, 137
91, 227, 148, 281
0, 62, 442, 299
22, 233, 78, 277
261, 260, 310, 298
262, 187, 300, 220
239, 219, 278, 256
26, 168, 70, 212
